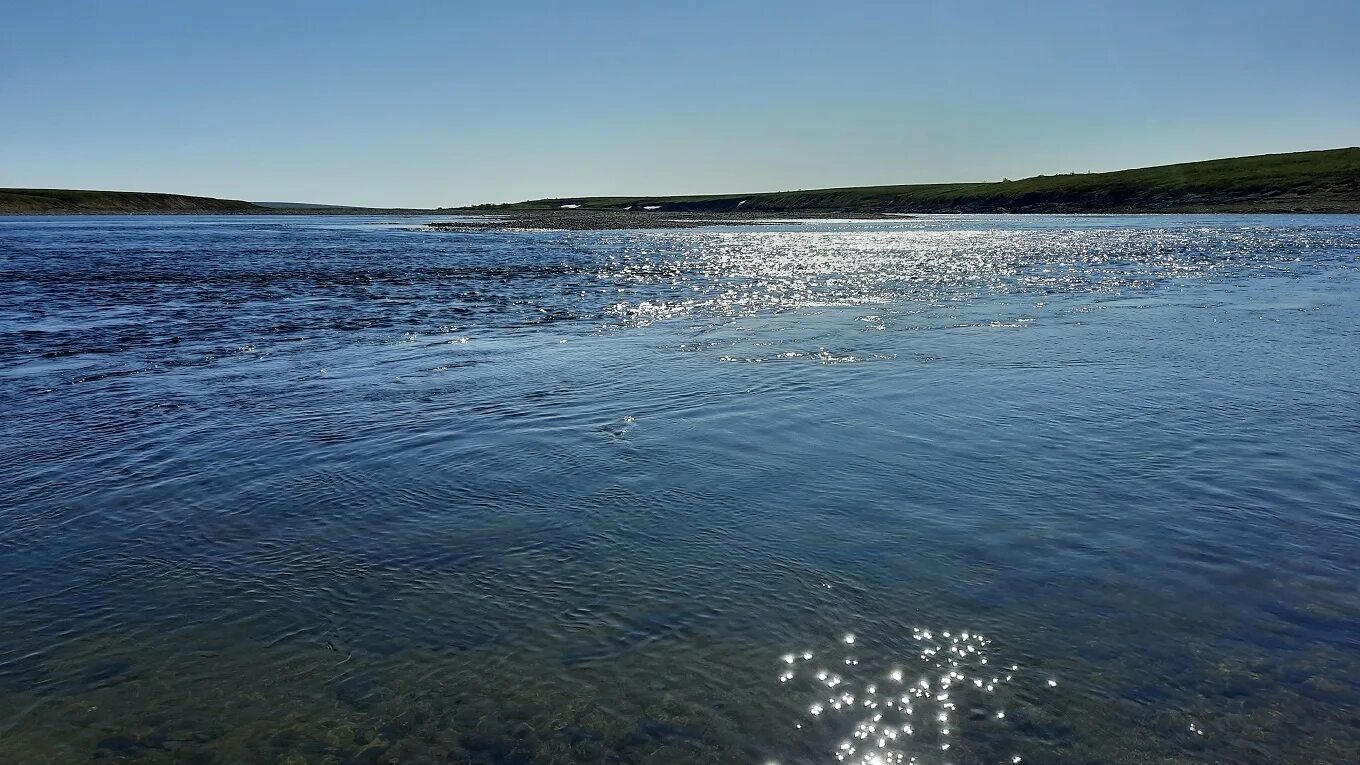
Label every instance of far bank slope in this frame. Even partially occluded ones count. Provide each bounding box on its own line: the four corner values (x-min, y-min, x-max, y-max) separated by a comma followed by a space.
496, 147, 1360, 214
0, 189, 266, 214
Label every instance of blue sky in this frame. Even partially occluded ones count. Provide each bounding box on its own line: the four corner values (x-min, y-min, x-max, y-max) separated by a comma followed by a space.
2, 0, 1356, 207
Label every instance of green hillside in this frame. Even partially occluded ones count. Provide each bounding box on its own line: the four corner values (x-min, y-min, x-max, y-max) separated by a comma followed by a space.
8, 148, 1357, 215
0, 188, 266, 214
497, 147, 1360, 214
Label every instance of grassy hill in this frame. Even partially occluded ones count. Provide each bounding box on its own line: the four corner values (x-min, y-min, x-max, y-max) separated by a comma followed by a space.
492, 147, 1360, 214
0, 189, 450, 215
0, 188, 268, 214
8, 148, 1358, 215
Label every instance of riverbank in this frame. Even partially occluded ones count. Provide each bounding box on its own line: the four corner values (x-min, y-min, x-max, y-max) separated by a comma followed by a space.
477, 147, 1360, 216
10, 148, 1356, 217
426, 209, 899, 231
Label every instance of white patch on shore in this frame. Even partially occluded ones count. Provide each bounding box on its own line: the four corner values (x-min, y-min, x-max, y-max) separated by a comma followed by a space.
559, 204, 581, 209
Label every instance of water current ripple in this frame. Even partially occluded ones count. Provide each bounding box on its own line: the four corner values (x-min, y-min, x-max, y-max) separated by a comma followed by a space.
0, 214, 1358, 764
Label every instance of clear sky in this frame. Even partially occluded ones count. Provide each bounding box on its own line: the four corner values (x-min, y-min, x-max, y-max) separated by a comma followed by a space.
1, 0, 1357, 207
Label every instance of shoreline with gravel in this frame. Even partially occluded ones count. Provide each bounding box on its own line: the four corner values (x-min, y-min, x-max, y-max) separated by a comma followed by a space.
426, 209, 904, 231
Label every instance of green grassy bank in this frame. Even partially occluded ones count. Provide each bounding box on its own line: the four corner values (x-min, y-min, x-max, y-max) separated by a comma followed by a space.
490, 147, 1360, 214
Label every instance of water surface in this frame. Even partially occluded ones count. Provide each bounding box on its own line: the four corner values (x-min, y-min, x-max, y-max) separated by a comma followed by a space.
1, 214, 1357, 764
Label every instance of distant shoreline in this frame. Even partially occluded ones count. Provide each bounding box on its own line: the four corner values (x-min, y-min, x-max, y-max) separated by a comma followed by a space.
4, 147, 1358, 217
4, 208, 1359, 232
425, 209, 904, 231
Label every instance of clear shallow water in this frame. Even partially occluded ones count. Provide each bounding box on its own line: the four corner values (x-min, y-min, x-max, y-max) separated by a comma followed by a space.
0, 214, 1357, 764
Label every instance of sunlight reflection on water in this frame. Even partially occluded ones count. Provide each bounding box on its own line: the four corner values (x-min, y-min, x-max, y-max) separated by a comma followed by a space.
599, 223, 1350, 329
776, 629, 1049, 765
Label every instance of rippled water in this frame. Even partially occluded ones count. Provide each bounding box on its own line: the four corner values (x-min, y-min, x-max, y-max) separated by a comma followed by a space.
1, 214, 1357, 764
